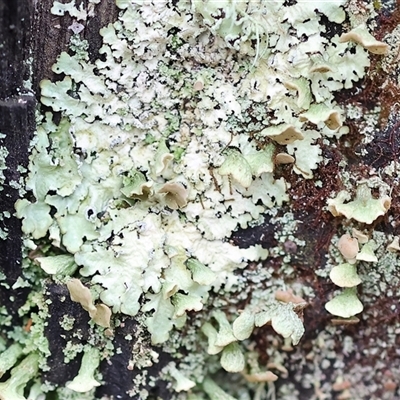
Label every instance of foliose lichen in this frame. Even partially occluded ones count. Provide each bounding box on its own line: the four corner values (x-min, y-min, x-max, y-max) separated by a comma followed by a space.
2, 0, 396, 398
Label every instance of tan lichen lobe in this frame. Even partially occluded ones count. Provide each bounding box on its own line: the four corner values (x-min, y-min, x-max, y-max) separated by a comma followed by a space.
310, 64, 333, 73
351, 228, 369, 244
387, 236, 400, 252
339, 24, 389, 55
158, 182, 189, 209
330, 316, 360, 325
275, 153, 295, 165
274, 289, 306, 306
260, 124, 304, 145
193, 79, 204, 91
337, 233, 359, 262
243, 370, 278, 383
66, 278, 112, 328
67, 278, 95, 314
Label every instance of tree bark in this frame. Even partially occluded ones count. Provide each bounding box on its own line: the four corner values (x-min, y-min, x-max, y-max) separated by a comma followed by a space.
0, 0, 35, 319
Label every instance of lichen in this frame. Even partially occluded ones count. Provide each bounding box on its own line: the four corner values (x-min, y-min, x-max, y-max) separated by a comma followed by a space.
0, 138, 9, 237
3, 0, 396, 398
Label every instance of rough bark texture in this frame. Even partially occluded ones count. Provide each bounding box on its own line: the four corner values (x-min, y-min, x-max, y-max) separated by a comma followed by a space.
0, 0, 32, 97
43, 282, 90, 385
31, 0, 119, 96
0, 0, 35, 319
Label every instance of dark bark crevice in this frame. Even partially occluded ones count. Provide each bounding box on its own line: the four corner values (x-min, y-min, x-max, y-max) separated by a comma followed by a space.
0, 0, 35, 319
